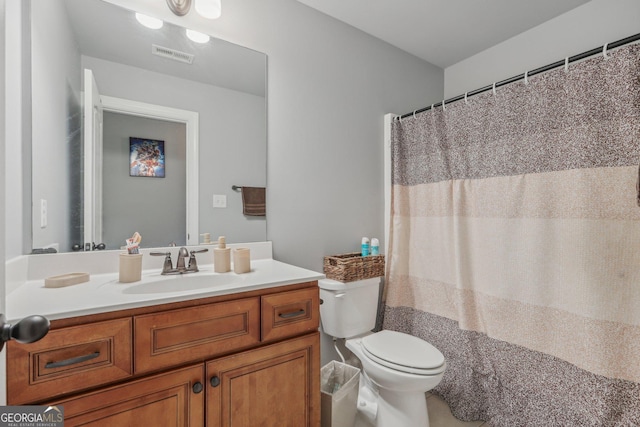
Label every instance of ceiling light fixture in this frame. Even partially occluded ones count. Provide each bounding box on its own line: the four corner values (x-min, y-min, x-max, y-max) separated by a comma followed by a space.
185, 29, 211, 44
135, 13, 164, 29
195, 0, 222, 19
166, 0, 221, 19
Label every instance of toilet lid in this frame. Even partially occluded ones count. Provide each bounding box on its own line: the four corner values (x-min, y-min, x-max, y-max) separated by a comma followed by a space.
362, 330, 445, 375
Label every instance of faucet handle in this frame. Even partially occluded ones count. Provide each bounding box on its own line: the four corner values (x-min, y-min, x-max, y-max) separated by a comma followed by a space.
187, 248, 209, 272
150, 252, 173, 274
190, 249, 209, 255
150, 251, 171, 257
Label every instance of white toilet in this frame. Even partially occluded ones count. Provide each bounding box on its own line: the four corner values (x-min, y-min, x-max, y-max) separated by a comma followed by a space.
318, 278, 446, 427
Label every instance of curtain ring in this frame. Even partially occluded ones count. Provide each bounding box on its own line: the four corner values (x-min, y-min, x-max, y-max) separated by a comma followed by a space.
492, 82, 496, 96
564, 57, 569, 72
413, 110, 417, 119
524, 70, 529, 85
442, 100, 446, 111
603, 43, 609, 60
464, 92, 468, 104
431, 104, 434, 114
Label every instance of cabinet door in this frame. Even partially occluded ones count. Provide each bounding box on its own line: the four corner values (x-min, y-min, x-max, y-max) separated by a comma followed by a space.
52, 364, 204, 427
206, 332, 320, 427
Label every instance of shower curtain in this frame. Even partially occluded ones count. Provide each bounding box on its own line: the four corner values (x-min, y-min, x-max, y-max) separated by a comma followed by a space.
384, 43, 640, 426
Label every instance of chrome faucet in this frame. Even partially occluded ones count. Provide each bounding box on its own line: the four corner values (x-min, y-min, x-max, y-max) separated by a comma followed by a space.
176, 247, 190, 271
151, 247, 209, 275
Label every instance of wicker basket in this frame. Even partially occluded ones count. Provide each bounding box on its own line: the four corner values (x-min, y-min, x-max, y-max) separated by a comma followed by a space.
323, 252, 385, 282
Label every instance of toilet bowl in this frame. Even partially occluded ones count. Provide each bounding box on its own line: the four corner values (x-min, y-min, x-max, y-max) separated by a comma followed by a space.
318, 278, 446, 427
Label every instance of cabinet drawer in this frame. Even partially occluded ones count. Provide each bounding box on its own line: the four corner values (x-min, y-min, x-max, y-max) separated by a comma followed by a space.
7, 318, 132, 405
135, 297, 260, 374
262, 287, 319, 342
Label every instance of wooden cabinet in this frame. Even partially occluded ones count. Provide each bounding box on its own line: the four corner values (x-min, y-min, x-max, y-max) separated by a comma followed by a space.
207, 333, 320, 427
7, 281, 320, 426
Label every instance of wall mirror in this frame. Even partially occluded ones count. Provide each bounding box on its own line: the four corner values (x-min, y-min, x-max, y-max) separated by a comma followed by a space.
30, 0, 267, 253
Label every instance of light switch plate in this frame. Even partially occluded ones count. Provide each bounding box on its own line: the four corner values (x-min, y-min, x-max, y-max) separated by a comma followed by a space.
213, 195, 227, 208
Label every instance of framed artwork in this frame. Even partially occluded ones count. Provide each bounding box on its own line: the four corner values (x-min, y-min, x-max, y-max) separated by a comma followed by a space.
129, 137, 165, 178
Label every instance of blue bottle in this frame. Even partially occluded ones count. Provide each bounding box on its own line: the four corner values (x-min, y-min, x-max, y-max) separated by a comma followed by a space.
361, 237, 370, 256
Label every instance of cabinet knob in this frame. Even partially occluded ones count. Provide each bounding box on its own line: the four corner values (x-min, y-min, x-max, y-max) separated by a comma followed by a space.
192, 382, 204, 394
210, 376, 220, 387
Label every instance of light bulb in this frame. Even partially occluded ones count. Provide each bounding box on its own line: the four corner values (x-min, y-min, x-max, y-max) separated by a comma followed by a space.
135, 13, 163, 29
195, 0, 221, 19
186, 29, 210, 44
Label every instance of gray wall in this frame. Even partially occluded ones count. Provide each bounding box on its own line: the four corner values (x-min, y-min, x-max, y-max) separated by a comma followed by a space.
102, 112, 186, 249
83, 56, 267, 245
444, 0, 640, 98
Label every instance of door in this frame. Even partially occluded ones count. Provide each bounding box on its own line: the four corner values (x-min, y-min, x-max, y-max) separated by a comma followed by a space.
83, 69, 104, 250
206, 333, 320, 427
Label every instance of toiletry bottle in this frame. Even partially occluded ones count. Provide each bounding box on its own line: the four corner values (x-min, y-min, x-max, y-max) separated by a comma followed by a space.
361, 237, 370, 257
371, 238, 380, 255
214, 236, 231, 273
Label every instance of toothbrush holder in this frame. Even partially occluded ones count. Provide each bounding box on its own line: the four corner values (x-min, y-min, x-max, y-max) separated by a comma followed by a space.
119, 253, 143, 283
233, 248, 251, 274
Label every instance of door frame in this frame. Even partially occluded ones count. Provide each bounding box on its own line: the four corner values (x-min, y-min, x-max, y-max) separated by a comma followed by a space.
101, 95, 199, 246
83, 69, 104, 249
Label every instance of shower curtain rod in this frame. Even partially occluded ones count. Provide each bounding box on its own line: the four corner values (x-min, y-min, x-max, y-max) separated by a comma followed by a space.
398, 32, 640, 120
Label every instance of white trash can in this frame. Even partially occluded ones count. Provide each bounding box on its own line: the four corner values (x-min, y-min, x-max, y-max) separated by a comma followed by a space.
320, 361, 361, 427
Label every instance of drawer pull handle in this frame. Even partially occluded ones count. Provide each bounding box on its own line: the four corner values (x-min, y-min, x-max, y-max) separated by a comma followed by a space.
45, 351, 100, 369
279, 309, 306, 319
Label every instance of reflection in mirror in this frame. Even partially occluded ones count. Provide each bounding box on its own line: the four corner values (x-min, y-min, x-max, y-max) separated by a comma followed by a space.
30, 0, 267, 253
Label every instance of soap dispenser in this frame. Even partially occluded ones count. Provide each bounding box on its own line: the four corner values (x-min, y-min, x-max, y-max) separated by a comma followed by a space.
214, 236, 231, 273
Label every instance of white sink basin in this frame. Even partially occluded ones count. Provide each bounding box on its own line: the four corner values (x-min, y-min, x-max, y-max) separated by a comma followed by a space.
120, 272, 246, 294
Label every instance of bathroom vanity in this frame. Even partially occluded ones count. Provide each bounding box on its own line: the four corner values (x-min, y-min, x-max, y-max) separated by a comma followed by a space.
5, 247, 322, 426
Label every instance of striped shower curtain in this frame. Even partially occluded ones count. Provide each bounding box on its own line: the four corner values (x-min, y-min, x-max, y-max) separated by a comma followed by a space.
384, 43, 640, 426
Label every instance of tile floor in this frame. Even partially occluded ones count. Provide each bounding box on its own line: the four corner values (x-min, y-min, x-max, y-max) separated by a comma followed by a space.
426, 393, 489, 427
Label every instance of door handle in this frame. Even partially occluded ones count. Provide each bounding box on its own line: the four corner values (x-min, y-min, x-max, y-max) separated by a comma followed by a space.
0, 314, 50, 351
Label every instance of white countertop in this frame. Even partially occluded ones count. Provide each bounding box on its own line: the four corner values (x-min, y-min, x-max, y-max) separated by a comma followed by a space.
7, 259, 324, 323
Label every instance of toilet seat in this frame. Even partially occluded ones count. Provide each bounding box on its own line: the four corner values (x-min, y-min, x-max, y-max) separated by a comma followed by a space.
361, 330, 446, 376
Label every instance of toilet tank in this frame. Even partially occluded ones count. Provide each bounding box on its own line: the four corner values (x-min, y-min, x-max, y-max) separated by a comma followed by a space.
318, 278, 381, 338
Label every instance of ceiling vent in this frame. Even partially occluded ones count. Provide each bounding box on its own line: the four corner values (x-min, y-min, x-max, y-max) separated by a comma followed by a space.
151, 44, 194, 64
